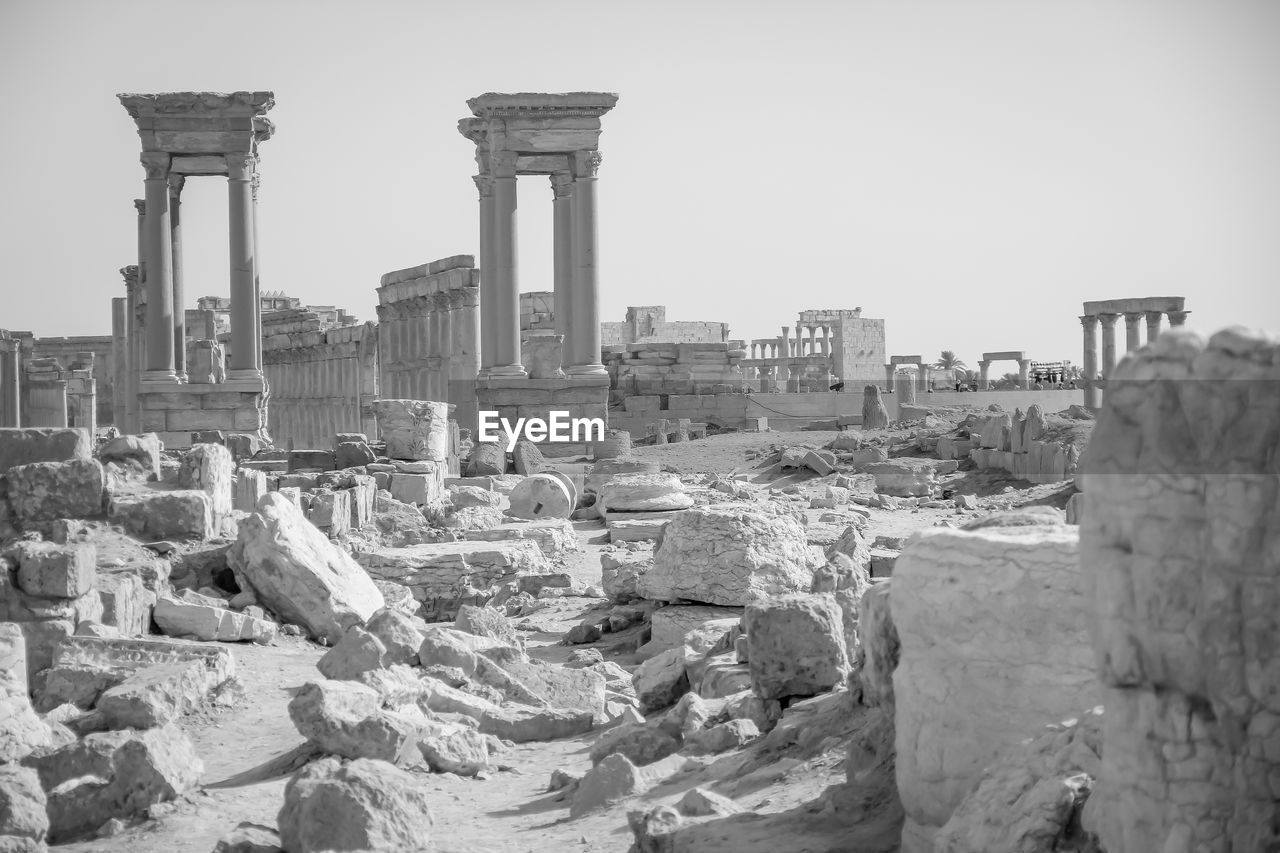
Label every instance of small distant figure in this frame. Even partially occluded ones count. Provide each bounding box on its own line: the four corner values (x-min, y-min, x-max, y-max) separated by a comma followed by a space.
829, 381, 845, 392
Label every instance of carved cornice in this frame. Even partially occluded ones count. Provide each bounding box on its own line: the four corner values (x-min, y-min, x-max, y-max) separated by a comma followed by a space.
226, 153, 257, 181
140, 151, 171, 180
117, 91, 275, 119
466, 92, 619, 119
571, 150, 602, 179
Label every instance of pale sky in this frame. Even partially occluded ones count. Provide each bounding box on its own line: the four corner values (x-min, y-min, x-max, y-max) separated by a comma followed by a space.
2, 0, 1277, 371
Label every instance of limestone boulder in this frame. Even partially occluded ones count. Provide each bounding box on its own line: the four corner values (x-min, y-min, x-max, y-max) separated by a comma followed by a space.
363, 607, 424, 666
600, 472, 693, 513
98, 433, 161, 480
649, 606, 741, 655
852, 580, 898, 708
512, 439, 547, 476
589, 723, 680, 767
154, 592, 276, 643
317, 627, 390, 680
372, 399, 449, 462
415, 726, 491, 776
448, 485, 501, 509
335, 441, 376, 469
600, 548, 651, 603
95, 660, 213, 729
893, 522, 1095, 851
633, 646, 690, 712
13, 541, 95, 599
277, 757, 434, 853
466, 442, 506, 476
21, 725, 202, 843
0, 765, 48, 852
639, 505, 824, 606
108, 490, 215, 540
288, 680, 424, 763
863, 459, 939, 497
211, 821, 282, 853
6, 458, 105, 523
743, 593, 849, 701
463, 517, 581, 558
229, 492, 384, 644
585, 458, 660, 497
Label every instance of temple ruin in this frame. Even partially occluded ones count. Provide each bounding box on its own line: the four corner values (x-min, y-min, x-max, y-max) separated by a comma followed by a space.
1079, 296, 1188, 408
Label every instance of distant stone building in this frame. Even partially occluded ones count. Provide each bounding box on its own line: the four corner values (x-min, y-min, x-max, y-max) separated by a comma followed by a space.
601, 305, 729, 346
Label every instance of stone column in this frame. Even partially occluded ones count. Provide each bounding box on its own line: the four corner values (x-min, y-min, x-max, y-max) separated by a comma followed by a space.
1080, 314, 1099, 408
140, 152, 176, 380
1123, 312, 1143, 352
1167, 310, 1190, 327
168, 174, 186, 380
489, 152, 525, 377
758, 365, 772, 393
1017, 359, 1030, 387
1099, 313, 1119, 379
919, 365, 931, 393
251, 173, 263, 372
795, 324, 803, 356
884, 364, 895, 392
551, 173, 574, 368
978, 360, 991, 388
786, 364, 801, 393
1, 339, 20, 428
1144, 310, 1163, 343
566, 150, 605, 376
822, 326, 832, 356
226, 153, 259, 378
111, 297, 128, 428
780, 328, 790, 359
121, 265, 141, 433
807, 326, 817, 357
473, 172, 496, 376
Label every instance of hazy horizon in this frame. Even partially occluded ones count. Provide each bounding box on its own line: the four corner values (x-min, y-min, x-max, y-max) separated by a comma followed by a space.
2, 0, 1277, 371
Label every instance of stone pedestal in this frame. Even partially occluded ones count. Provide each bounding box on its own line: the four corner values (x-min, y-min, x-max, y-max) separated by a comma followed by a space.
138, 377, 268, 449
474, 375, 608, 454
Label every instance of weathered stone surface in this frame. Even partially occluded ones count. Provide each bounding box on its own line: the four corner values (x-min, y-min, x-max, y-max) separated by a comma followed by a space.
862, 385, 889, 430
0, 765, 48, 852
600, 472, 693, 513
211, 821, 282, 853
0, 625, 50, 764
511, 439, 546, 476
179, 443, 233, 524
22, 725, 202, 843
639, 505, 823, 606
454, 605, 519, 644
307, 489, 352, 538
466, 442, 506, 476
277, 757, 434, 853
687, 718, 760, 754
448, 485, 501, 509
95, 660, 212, 729
13, 541, 95, 599
496, 658, 607, 720
585, 458, 661, 496
335, 441, 376, 469
600, 548, 651, 603
590, 722, 680, 767
372, 399, 449, 462
388, 467, 445, 508
936, 707, 1102, 853
230, 492, 383, 643
570, 753, 644, 817
507, 473, 573, 520
862, 459, 939, 497
744, 593, 849, 701
289, 680, 424, 762
633, 646, 690, 712
363, 607, 424, 666
677, 786, 743, 817
1077, 327, 1280, 853
416, 726, 491, 776
154, 592, 275, 643
108, 490, 215, 540
649, 606, 741, 655
98, 433, 161, 480
0, 428, 90, 472
893, 522, 1095, 851
852, 580, 897, 708
463, 518, 581, 558
6, 459, 104, 523
97, 571, 155, 636
317, 627, 389, 681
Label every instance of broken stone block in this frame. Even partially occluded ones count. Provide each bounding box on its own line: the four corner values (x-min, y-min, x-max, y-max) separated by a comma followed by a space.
507, 473, 573, 520
589, 723, 680, 767
153, 592, 276, 643
288, 450, 336, 472
108, 490, 215, 540
862, 385, 890, 429
33, 663, 124, 712
476, 704, 593, 743
649, 606, 742, 655
462, 517, 580, 558
447, 485, 501, 509
638, 505, 824, 607
345, 474, 376, 529
569, 752, 684, 818
687, 718, 760, 754
633, 646, 690, 713
308, 489, 351, 538
0, 764, 48, 851
0, 625, 51, 764
802, 449, 835, 476
211, 821, 282, 853
388, 469, 444, 508
677, 786, 742, 817
13, 541, 96, 599
744, 593, 850, 701
94, 660, 213, 729
16, 620, 74, 684
178, 443, 233, 524
289, 680, 423, 762
415, 726, 491, 776
363, 608, 424, 667
372, 399, 449, 462
0, 427, 90, 472
22, 724, 202, 843
277, 757, 435, 853
234, 467, 269, 513
466, 442, 506, 476
229, 492, 384, 644
496, 658, 607, 721
863, 459, 939, 497
600, 549, 652, 604
98, 432, 162, 481
317, 627, 389, 681
511, 439, 547, 476
600, 473, 693, 513
454, 604, 519, 644
335, 441, 376, 469
6, 458, 104, 523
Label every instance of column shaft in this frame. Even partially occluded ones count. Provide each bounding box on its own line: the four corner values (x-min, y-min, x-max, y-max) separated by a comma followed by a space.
489, 161, 525, 376
1017, 359, 1030, 387
566, 152, 605, 375
1080, 315, 1099, 408
111, 297, 128, 428
252, 175, 263, 372
885, 364, 895, 392
1100, 313, 1119, 379
141, 154, 175, 379
1144, 311, 1163, 343
475, 175, 497, 374
551, 174, 574, 370
169, 176, 186, 379
227, 154, 259, 376
1123, 312, 1142, 352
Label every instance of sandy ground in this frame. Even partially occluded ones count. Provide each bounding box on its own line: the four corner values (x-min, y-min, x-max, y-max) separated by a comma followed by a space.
53, 427, 1069, 852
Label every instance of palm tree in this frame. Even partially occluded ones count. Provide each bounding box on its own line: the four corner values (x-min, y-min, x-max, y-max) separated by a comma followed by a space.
934, 350, 966, 371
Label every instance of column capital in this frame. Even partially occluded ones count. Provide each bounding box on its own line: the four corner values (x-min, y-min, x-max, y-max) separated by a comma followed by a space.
167, 173, 186, 195
1167, 310, 1190, 326
490, 149, 518, 179
119, 265, 139, 286
472, 173, 494, 199
550, 171, 574, 199
1079, 314, 1098, 328
1098, 312, 1119, 328
134, 199, 145, 215
225, 152, 257, 181
570, 150, 602, 179
1123, 311, 1143, 326
139, 151, 171, 180
1144, 310, 1164, 323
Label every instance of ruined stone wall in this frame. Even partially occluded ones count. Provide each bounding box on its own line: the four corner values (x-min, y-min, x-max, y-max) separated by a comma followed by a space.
891, 521, 1097, 851
376, 256, 480, 430
604, 342, 746, 397
832, 317, 886, 386
1080, 326, 1280, 851
262, 314, 378, 449
30, 337, 113, 426
600, 305, 729, 347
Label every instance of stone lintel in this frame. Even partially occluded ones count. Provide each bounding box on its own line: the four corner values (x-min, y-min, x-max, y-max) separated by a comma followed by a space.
981, 351, 1025, 361
889, 355, 924, 365
379, 255, 476, 287
118, 91, 275, 119
466, 92, 618, 118
1082, 296, 1185, 316
515, 154, 572, 175
168, 155, 230, 176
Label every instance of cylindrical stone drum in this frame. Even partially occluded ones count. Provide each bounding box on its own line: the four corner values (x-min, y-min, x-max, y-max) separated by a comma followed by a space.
508, 473, 573, 520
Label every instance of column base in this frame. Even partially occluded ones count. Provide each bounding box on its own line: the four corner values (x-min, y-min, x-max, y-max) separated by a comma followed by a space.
477, 367, 492, 380
488, 363, 528, 379
226, 368, 264, 382
564, 362, 608, 377
142, 369, 180, 383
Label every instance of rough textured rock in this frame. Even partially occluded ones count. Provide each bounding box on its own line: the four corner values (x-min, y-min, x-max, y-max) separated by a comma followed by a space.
372, 399, 449, 462
0, 765, 48, 852
463, 518, 581, 558
0, 427, 90, 471
936, 707, 1102, 853
178, 443, 233, 524
363, 607, 424, 666
744, 593, 849, 701
852, 580, 898, 708
466, 442, 506, 476
639, 505, 823, 606
649, 606, 741, 655
289, 680, 423, 762
6, 458, 104, 523
335, 441, 376, 469
211, 821, 282, 853
862, 385, 889, 430
0, 625, 50, 764
600, 548, 652, 603
589, 723, 680, 767
95, 660, 213, 729
13, 541, 95, 599
230, 492, 383, 644
633, 646, 690, 712
1078, 327, 1280, 853
277, 757, 434, 853
511, 439, 546, 476
98, 432, 161, 480
584, 458, 661, 496
317, 627, 390, 681
21, 725, 202, 843
108, 490, 215, 541
507, 473, 573, 520
600, 472, 693, 512
893, 521, 1095, 851
862, 459, 939, 497
154, 592, 276, 643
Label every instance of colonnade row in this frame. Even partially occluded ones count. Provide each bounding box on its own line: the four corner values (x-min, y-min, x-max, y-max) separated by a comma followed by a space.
472, 150, 605, 379
750, 324, 834, 359
1080, 306, 1189, 407
749, 363, 836, 392
132, 154, 263, 383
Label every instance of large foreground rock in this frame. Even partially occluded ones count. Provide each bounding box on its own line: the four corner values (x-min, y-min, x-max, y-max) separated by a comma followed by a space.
277, 757, 434, 853
638, 505, 823, 606
1079, 327, 1280, 852
893, 519, 1095, 851
21, 725, 202, 843
229, 492, 384, 644
0, 765, 48, 852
